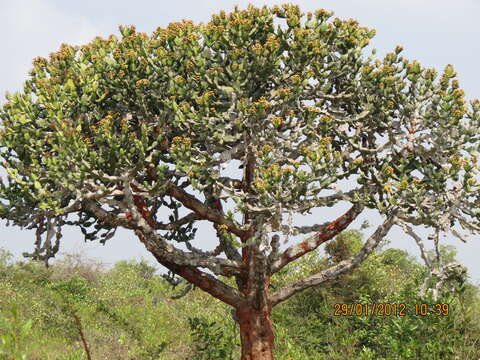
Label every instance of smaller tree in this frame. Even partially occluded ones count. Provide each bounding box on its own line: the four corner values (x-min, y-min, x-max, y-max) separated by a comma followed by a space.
325, 229, 363, 263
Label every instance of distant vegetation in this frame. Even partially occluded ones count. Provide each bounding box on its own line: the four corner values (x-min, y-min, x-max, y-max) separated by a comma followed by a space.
0, 230, 479, 359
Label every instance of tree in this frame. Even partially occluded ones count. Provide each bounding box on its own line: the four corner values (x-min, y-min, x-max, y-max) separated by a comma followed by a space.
1, 4, 479, 359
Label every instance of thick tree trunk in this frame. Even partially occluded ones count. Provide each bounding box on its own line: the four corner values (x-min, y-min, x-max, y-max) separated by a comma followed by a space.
236, 304, 275, 360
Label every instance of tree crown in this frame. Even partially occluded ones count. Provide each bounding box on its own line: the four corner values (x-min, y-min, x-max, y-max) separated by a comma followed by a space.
1, 4, 479, 265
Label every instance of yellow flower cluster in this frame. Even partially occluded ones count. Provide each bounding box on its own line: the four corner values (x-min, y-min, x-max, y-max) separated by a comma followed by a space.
266, 163, 282, 178
185, 33, 199, 42
276, 88, 291, 98
315, 9, 333, 18
384, 166, 394, 176
166, 20, 195, 34
126, 49, 138, 58
252, 43, 263, 54
262, 145, 273, 153
230, 18, 251, 26
94, 112, 116, 130
113, 48, 122, 59
305, 69, 315, 78
271, 116, 283, 127
449, 154, 465, 167
294, 28, 313, 38
452, 90, 466, 100
291, 74, 301, 84
185, 60, 195, 71
206, 67, 224, 76
232, 47, 244, 57
353, 157, 364, 165
320, 137, 332, 145
179, 101, 190, 112
308, 40, 324, 54
320, 115, 333, 124
347, 36, 359, 46
217, 224, 229, 231
300, 145, 315, 159
257, 97, 272, 108
172, 136, 192, 146
135, 79, 149, 87
206, 23, 225, 33
254, 179, 269, 192
307, 106, 322, 114
33, 57, 48, 69
453, 107, 467, 119
50, 43, 75, 62
198, 91, 215, 105
265, 35, 279, 51
379, 65, 397, 76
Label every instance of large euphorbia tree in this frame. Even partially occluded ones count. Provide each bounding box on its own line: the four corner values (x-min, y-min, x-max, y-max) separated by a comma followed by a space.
1, 4, 479, 359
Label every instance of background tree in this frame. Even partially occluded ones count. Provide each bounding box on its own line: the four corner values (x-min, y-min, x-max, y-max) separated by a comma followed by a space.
1, 4, 480, 359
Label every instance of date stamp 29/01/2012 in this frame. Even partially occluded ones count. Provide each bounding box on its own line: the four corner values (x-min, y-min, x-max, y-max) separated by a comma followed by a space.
333, 303, 449, 317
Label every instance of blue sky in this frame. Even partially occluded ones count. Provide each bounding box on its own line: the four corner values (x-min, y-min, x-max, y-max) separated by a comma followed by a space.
1, 0, 479, 284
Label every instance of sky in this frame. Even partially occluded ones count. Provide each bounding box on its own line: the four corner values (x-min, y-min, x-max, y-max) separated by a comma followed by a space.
1, 0, 479, 284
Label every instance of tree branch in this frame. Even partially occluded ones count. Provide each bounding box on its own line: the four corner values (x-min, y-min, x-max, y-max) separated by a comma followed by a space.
154, 212, 202, 230
164, 181, 249, 238
288, 188, 359, 214
138, 229, 247, 308
270, 210, 398, 306
204, 187, 242, 263
82, 198, 243, 278
270, 203, 364, 274
396, 219, 431, 268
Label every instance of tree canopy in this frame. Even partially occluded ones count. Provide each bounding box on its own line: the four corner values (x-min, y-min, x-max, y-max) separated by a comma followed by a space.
1, 4, 479, 359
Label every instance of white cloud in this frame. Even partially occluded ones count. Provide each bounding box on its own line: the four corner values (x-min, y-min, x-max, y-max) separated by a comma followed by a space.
1, 0, 99, 100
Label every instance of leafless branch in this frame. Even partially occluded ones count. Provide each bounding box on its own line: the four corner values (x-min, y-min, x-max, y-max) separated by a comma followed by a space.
396, 219, 431, 268
271, 209, 398, 306
82, 197, 243, 278
270, 203, 364, 274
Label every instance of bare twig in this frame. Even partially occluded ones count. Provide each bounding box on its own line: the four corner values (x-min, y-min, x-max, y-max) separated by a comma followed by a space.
72, 312, 92, 360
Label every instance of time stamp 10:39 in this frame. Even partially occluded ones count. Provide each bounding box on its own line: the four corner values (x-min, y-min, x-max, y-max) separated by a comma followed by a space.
333, 303, 449, 316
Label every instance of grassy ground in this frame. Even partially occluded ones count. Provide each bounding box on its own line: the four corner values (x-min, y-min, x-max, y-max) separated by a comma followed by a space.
0, 237, 479, 359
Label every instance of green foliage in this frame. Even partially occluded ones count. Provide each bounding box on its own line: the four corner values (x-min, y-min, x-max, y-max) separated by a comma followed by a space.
112, 259, 157, 280
271, 235, 480, 360
0, 244, 478, 359
0, 303, 32, 360
187, 315, 239, 360
325, 229, 363, 262
1, 4, 479, 265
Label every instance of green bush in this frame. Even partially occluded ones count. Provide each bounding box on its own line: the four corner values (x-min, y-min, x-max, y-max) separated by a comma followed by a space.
0, 303, 32, 360
187, 315, 239, 360
0, 241, 478, 359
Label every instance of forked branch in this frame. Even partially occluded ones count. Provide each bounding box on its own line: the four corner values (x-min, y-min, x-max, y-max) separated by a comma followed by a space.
271, 209, 398, 306
270, 203, 364, 274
